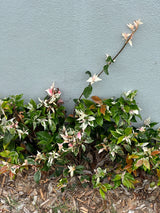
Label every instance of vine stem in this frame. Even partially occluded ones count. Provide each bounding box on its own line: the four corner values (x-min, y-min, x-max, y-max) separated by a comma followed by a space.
76, 25, 139, 107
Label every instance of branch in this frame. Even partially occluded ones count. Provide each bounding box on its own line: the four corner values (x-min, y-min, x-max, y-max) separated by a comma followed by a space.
75, 19, 142, 108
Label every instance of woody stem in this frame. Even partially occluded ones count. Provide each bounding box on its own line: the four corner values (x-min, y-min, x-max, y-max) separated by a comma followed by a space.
77, 28, 138, 105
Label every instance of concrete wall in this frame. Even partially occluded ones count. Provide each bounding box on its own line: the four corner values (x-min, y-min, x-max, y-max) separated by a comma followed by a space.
0, 0, 160, 121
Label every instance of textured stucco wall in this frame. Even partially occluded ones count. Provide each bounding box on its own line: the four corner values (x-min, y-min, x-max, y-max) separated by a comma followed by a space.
0, 0, 160, 122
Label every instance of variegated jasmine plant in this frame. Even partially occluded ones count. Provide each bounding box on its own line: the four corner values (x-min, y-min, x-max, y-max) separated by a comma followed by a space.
2, 19, 160, 199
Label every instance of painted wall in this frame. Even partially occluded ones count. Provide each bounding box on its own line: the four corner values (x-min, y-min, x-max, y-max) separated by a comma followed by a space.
0, 0, 160, 122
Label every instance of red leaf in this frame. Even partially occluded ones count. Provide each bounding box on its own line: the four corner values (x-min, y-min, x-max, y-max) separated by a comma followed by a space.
124, 165, 132, 170
124, 165, 133, 173
100, 105, 106, 115
68, 114, 74, 117
126, 155, 133, 165
151, 150, 160, 156
0, 165, 9, 174
9, 171, 15, 180
91, 96, 102, 104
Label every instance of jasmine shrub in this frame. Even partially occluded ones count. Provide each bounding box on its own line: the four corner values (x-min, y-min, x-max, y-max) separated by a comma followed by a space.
1, 19, 160, 199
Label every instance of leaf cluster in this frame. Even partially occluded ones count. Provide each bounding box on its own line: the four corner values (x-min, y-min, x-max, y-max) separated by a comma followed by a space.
1, 88, 160, 200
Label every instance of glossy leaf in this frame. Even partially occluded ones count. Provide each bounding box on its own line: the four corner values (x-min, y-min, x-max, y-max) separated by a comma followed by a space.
103, 64, 109, 75
83, 85, 92, 98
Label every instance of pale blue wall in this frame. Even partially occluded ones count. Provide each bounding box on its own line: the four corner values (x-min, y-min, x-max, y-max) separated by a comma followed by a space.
0, 0, 160, 121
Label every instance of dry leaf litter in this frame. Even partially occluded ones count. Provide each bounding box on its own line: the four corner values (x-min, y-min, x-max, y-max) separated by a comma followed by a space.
0, 167, 160, 213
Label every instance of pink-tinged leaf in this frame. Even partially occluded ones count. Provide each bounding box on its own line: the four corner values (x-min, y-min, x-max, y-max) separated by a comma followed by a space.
77, 132, 82, 140
143, 159, 150, 170
57, 99, 64, 104
46, 88, 53, 96
135, 159, 143, 168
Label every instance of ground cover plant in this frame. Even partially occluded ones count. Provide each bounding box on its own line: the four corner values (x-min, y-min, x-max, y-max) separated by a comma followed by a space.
1, 19, 160, 200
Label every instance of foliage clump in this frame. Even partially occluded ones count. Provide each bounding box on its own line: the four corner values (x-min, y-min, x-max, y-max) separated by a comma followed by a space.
1, 19, 160, 199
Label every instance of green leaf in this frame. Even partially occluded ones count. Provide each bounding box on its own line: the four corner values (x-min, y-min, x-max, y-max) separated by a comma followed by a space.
49, 121, 56, 133
113, 174, 122, 181
26, 158, 35, 165
83, 85, 92, 98
34, 170, 41, 183
9, 151, 18, 164
125, 127, 132, 135
103, 64, 109, 75
99, 188, 106, 199
123, 144, 132, 152
0, 150, 11, 158
103, 183, 113, 190
124, 105, 130, 113
96, 117, 103, 126
82, 144, 86, 152
75, 165, 84, 170
73, 99, 79, 104
150, 182, 156, 188
3, 132, 15, 150
157, 179, 160, 186
15, 94, 23, 101
29, 99, 37, 109
110, 130, 120, 138
85, 71, 92, 77
114, 115, 120, 125
106, 56, 114, 63
124, 172, 135, 181
117, 147, 124, 156
122, 178, 135, 189
1, 101, 12, 114
82, 99, 94, 107
150, 122, 158, 127
113, 180, 121, 189
36, 131, 52, 141
117, 136, 125, 144
16, 146, 25, 153
104, 114, 111, 121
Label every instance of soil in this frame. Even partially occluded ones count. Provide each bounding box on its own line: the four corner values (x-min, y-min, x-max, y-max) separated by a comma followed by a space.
0, 167, 160, 213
